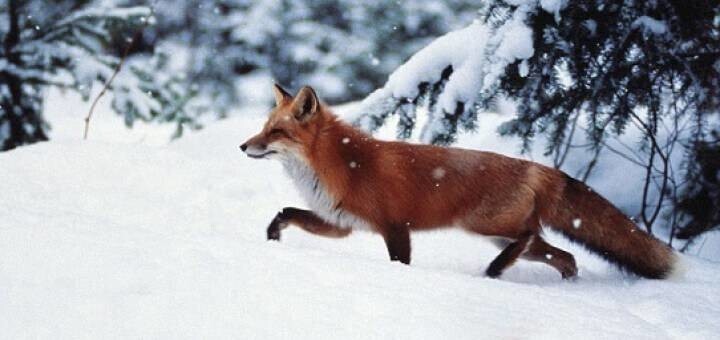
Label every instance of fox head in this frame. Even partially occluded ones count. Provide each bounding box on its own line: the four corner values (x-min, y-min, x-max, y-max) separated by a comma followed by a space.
240, 84, 324, 160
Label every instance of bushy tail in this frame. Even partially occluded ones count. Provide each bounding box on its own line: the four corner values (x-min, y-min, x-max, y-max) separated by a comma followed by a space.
538, 175, 677, 279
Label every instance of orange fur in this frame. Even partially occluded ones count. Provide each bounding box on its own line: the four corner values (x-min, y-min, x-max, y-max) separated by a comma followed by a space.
241, 85, 676, 279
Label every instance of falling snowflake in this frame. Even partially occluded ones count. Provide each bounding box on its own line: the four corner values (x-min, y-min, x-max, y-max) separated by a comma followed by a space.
432, 167, 446, 180
572, 218, 582, 229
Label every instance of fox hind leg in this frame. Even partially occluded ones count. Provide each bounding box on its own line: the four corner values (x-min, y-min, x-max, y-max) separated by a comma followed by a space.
483, 207, 541, 278
521, 236, 578, 279
485, 233, 534, 278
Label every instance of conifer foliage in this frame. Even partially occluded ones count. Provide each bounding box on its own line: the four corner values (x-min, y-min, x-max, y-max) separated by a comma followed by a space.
0, 0, 190, 151
142, 0, 477, 115
356, 0, 720, 240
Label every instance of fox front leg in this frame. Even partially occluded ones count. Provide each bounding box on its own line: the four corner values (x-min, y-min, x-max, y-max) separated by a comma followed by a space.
381, 226, 411, 265
266, 212, 287, 241
267, 207, 352, 241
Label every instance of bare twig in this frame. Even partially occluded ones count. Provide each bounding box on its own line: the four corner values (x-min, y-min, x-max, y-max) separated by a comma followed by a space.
640, 136, 657, 234
631, 109, 671, 235
553, 110, 580, 168
597, 139, 645, 167
83, 16, 150, 140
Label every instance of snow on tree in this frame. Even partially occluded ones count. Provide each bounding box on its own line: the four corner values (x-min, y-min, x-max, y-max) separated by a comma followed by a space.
144, 0, 478, 117
131, 0, 245, 118
355, 1, 719, 144
0, 0, 192, 151
353, 21, 495, 144
354, 0, 720, 240
352, 3, 536, 145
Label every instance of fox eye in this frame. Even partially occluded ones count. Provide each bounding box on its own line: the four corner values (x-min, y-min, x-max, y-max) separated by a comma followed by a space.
269, 128, 286, 136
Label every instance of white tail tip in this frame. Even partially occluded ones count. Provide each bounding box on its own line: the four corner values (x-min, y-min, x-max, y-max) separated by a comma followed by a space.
666, 253, 687, 281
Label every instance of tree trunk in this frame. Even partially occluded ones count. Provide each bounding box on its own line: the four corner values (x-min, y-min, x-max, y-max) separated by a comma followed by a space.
1, 0, 48, 151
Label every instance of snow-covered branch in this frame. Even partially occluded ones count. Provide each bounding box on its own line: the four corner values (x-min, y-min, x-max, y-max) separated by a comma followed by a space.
353, 3, 536, 144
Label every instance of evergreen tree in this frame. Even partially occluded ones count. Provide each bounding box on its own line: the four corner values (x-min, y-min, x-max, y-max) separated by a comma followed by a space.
676, 131, 720, 243
0, 0, 191, 151
139, 0, 245, 117
489, 0, 719, 238
142, 0, 477, 117
355, 0, 720, 239
488, 0, 719, 157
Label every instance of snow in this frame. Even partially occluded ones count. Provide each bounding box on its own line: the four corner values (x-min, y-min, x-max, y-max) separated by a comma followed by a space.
0, 121, 9, 142
479, 4, 536, 100
539, 0, 568, 22
432, 167, 446, 180
494, 19, 534, 61
519, 59, 529, 77
352, 21, 494, 142
584, 19, 598, 35
354, 6, 540, 143
383, 21, 489, 108
1, 91, 720, 339
55, 6, 151, 27
632, 16, 668, 35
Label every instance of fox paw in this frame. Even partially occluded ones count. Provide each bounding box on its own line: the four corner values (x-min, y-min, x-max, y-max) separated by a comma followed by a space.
267, 225, 281, 241
560, 265, 578, 280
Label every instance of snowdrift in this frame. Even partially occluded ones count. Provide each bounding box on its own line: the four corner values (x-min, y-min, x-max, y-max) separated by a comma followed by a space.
1, 98, 719, 339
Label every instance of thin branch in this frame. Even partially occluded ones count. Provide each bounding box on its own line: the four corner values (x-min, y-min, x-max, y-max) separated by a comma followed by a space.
83, 20, 147, 140
631, 109, 671, 235
579, 145, 603, 182
554, 109, 580, 168
598, 139, 646, 167
640, 137, 657, 234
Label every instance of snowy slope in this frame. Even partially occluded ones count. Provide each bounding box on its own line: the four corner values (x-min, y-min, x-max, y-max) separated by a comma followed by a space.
1, 92, 720, 339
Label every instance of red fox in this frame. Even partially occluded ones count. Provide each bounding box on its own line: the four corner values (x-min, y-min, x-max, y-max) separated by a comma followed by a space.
240, 84, 678, 279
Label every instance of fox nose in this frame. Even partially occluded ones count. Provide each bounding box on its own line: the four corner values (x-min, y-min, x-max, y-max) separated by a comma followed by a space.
239, 143, 247, 152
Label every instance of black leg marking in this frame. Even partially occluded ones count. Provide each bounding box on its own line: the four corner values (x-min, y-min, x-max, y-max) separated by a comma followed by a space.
265, 207, 351, 241
485, 234, 533, 278
383, 226, 411, 265
266, 211, 287, 241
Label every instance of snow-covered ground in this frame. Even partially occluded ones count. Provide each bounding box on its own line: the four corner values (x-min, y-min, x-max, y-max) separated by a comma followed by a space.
1, 90, 720, 339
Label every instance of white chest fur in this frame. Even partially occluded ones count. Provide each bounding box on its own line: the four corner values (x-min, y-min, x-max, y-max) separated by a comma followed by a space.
281, 156, 373, 230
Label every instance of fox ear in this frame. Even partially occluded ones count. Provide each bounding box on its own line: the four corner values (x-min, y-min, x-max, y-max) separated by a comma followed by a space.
272, 83, 292, 107
291, 86, 319, 121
